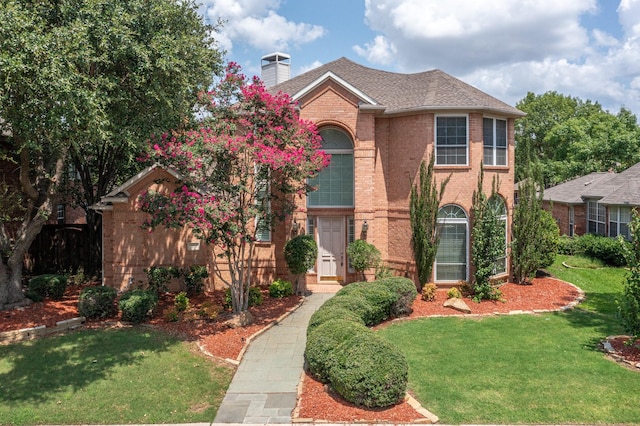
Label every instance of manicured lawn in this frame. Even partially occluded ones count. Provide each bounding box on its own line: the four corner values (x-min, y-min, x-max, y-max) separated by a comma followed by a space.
0, 327, 233, 425
378, 256, 638, 425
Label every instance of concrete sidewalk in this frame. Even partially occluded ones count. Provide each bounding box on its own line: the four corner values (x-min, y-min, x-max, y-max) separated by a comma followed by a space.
213, 291, 334, 424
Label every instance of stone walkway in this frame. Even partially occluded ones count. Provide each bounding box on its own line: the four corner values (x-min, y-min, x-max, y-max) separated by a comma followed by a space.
213, 291, 334, 424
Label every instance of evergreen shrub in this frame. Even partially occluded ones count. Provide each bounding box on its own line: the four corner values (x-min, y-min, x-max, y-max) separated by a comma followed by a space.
328, 332, 408, 408
119, 289, 158, 323
78, 286, 117, 319
307, 305, 366, 335
377, 277, 418, 316
305, 319, 369, 382
27, 274, 67, 302
269, 279, 294, 298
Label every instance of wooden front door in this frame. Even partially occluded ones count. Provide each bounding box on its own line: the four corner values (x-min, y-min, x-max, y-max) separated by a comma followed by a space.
318, 217, 345, 280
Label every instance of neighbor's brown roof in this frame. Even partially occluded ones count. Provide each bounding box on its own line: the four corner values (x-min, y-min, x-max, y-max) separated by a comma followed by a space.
543, 162, 640, 206
272, 57, 524, 117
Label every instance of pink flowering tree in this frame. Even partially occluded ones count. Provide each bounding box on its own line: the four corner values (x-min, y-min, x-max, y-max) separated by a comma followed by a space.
139, 63, 329, 315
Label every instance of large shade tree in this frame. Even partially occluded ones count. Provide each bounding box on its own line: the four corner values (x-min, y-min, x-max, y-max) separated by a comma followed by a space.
139, 63, 330, 315
0, 0, 222, 308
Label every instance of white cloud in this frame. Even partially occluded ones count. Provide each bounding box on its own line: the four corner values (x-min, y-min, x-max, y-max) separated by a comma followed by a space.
353, 35, 397, 65
618, 0, 640, 38
355, 0, 640, 115
200, 0, 325, 54
297, 60, 323, 75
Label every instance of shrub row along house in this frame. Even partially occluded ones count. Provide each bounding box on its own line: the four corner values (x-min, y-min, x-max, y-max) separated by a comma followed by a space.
542, 161, 640, 239
94, 54, 524, 291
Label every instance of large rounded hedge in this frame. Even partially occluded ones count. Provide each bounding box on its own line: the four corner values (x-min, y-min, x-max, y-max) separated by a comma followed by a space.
335, 281, 397, 321
320, 293, 385, 326
376, 277, 418, 317
328, 331, 408, 408
305, 318, 370, 383
307, 304, 366, 335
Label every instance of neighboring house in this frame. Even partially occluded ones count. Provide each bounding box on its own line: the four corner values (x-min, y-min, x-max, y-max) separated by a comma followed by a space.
96, 55, 524, 291
543, 162, 640, 239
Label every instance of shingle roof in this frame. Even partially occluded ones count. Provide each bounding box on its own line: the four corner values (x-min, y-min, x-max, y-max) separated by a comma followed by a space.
543, 162, 640, 206
272, 57, 524, 117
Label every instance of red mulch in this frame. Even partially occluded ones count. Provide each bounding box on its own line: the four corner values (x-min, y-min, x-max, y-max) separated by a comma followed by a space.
2, 276, 639, 424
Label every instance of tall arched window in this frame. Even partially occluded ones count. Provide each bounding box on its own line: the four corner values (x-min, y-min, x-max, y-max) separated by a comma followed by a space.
307, 128, 354, 207
488, 196, 507, 275
435, 205, 468, 282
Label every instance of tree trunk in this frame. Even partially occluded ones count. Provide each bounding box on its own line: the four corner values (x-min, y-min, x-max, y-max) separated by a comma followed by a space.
85, 209, 102, 276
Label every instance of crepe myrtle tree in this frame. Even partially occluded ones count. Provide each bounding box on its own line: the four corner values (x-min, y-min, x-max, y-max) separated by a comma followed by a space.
139, 63, 330, 315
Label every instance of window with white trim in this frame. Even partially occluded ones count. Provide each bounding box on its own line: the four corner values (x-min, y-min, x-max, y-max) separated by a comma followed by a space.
483, 118, 507, 166
56, 204, 65, 225
347, 216, 355, 272
587, 200, 606, 236
435, 116, 468, 166
569, 206, 575, 237
609, 206, 631, 240
307, 217, 316, 272
307, 128, 354, 207
435, 205, 468, 281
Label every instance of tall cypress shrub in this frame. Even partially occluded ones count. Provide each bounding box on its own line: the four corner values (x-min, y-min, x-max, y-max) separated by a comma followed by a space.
410, 155, 450, 287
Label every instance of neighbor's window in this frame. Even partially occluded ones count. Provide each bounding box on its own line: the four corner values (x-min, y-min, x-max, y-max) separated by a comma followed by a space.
435, 205, 468, 281
307, 128, 354, 207
609, 206, 631, 240
483, 117, 507, 166
587, 200, 606, 236
435, 116, 468, 166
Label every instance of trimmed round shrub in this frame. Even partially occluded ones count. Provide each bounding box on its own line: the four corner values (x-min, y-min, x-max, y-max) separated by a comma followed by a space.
376, 277, 418, 317
305, 319, 370, 383
78, 286, 118, 319
269, 279, 294, 298
335, 281, 397, 323
320, 294, 382, 326
27, 274, 68, 302
118, 289, 158, 323
328, 332, 408, 408
307, 305, 366, 335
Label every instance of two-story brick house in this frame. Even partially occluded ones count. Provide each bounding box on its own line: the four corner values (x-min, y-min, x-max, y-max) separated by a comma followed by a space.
96, 55, 524, 291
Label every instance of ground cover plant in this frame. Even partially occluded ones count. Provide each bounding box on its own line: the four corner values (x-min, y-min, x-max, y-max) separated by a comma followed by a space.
378, 256, 639, 424
0, 328, 233, 425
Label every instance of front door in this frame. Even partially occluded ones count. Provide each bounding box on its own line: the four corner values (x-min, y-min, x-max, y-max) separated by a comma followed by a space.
318, 217, 345, 280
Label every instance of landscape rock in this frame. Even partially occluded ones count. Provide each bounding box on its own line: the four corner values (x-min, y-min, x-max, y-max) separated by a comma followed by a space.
226, 310, 254, 328
443, 297, 471, 314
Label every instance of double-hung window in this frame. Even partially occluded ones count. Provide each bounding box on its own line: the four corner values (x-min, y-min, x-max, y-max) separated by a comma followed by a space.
587, 200, 606, 236
609, 206, 631, 240
483, 118, 507, 166
435, 116, 468, 166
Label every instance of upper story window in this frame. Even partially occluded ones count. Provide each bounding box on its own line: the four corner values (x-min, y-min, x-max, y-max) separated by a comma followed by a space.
56, 204, 65, 225
307, 128, 354, 207
483, 117, 507, 166
435, 116, 468, 166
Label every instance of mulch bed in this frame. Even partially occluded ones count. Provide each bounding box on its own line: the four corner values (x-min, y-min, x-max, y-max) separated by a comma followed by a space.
2, 276, 638, 423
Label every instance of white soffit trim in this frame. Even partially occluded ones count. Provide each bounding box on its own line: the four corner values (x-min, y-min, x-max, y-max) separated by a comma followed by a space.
292, 71, 377, 105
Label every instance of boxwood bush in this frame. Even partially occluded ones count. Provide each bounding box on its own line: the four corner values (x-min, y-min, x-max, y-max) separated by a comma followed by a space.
558, 234, 630, 266
27, 274, 68, 302
376, 276, 418, 317
335, 281, 397, 321
328, 331, 408, 408
320, 293, 383, 326
307, 305, 366, 335
78, 286, 118, 319
269, 279, 294, 298
118, 289, 158, 323
305, 319, 370, 382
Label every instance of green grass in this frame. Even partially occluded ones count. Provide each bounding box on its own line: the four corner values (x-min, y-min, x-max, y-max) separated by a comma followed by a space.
377, 255, 638, 424
547, 254, 627, 315
0, 328, 233, 425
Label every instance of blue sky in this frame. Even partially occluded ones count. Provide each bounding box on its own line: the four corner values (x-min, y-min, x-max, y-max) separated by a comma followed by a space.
199, 0, 640, 115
